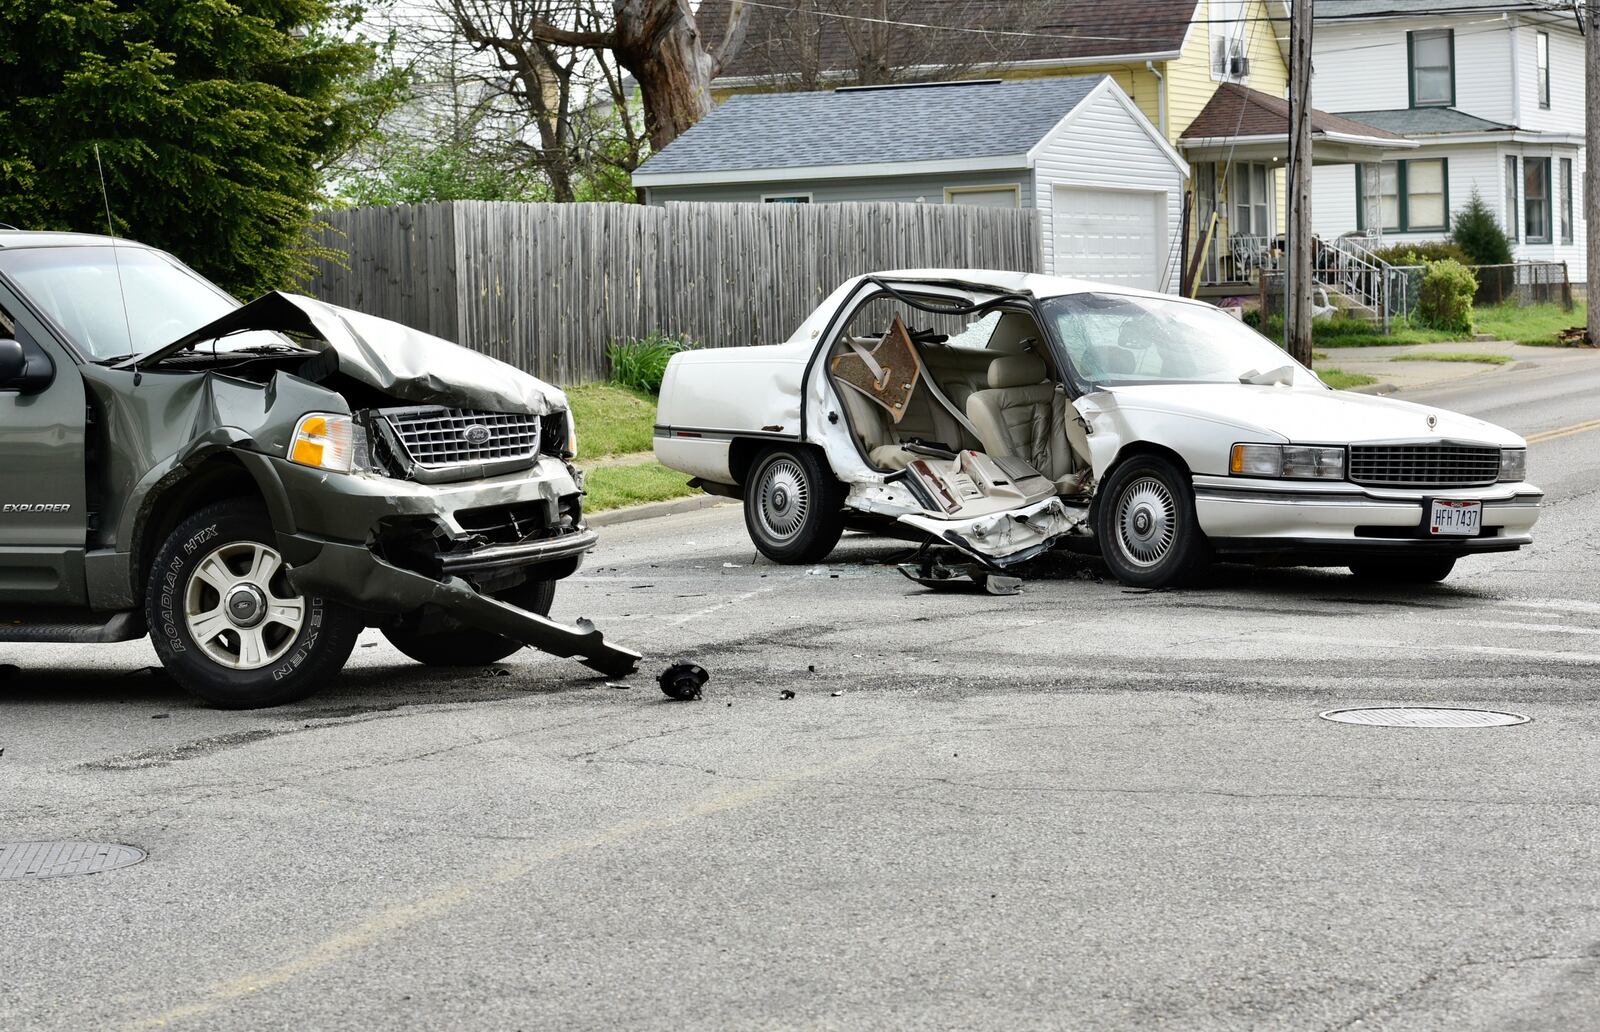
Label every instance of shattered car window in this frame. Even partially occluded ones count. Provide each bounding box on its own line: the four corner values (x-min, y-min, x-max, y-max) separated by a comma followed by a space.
942, 311, 1001, 349
1042, 292, 1315, 388
0, 246, 289, 361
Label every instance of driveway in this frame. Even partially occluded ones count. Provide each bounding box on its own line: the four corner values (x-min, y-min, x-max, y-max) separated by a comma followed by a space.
4, 350, 1599, 1031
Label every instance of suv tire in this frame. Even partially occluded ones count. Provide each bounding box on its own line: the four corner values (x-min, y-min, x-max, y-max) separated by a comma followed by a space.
743, 446, 846, 564
146, 499, 363, 708
1095, 454, 1212, 588
382, 578, 556, 666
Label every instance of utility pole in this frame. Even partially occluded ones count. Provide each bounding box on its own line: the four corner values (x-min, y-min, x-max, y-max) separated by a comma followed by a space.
1588, 0, 1599, 344
1286, 0, 1315, 366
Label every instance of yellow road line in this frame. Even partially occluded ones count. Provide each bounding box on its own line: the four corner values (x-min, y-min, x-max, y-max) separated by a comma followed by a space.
125, 739, 899, 1030
1526, 418, 1600, 445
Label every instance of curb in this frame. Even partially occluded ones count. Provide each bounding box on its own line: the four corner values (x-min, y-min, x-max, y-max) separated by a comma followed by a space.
588, 494, 734, 527
1349, 382, 1400, 396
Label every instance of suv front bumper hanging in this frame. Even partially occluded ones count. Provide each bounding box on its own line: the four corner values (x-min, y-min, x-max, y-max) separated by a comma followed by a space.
258, 453, 640, 677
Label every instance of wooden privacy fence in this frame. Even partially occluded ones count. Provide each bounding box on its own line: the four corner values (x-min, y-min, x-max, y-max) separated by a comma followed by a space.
305, 200, 1042, 384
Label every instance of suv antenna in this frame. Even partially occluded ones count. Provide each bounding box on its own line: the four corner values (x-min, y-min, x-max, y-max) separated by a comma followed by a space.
93, 144, 139, 383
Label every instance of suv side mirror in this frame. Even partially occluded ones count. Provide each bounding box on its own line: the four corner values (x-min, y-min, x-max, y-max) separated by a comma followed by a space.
0, 338, 53, 394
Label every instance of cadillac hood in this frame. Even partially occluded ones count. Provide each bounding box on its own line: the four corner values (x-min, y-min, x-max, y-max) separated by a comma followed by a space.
123, 291, 566, 416
1097, 383, 1524, 447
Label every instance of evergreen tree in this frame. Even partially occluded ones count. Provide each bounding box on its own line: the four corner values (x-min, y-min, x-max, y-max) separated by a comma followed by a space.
0, 1, 399, 297
1450, 188, 1515, 266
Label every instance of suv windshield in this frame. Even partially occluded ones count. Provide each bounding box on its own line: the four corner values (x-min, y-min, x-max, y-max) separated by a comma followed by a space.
1041, 292, 1315, 389
0, 245, 285, 361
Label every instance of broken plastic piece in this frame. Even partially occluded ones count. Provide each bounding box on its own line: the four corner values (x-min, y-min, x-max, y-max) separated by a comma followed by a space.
779, 689, 796, 700
658, 661, 709, 701
898, 555, 1022, 595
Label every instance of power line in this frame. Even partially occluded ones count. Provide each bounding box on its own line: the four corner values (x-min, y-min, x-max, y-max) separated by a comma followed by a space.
728, 0, 1573, 48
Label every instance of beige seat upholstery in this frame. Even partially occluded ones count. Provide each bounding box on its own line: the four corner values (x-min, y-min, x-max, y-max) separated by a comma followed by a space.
965, 353, 1091, 494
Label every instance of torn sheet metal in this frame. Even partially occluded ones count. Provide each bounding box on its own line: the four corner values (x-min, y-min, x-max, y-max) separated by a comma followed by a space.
898, 496, 1084, 568
124, 291, 563, 415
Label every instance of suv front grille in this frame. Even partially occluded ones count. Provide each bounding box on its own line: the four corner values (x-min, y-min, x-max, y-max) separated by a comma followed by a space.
380, 406, 540, 469
1348, 444, 1500, 488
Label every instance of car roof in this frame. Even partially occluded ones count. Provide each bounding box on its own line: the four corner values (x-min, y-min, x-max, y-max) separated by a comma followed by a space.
0, 229, 149, 250
875, 268, 1179, 303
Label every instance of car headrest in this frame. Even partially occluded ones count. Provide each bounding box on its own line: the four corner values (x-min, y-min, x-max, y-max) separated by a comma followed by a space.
987, 353, 1047, 389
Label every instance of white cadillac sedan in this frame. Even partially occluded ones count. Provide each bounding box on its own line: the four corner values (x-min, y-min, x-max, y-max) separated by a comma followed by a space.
653, 270, 1540, 588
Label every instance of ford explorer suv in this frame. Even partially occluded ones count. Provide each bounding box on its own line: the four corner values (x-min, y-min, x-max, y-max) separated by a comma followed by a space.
0, 231, 637, 708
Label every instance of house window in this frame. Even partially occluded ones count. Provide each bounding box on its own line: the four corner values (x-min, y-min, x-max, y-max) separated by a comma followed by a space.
1356, 159, 1447, 232
1406, 159, 1447, 231
1376, 162, 1401, 231
944, 185, 1020, 208
1505, 156, 1520, 240
1525, 157, 1552, 243
762, 193, 812, 204
1409, 29, 1454, 107
1537, 32, 1551, 109
1232, 163, 1271, 236
1560, 157, 1574, 245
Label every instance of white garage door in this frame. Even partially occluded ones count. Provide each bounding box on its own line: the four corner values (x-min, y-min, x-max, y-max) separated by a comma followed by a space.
1052, 186, 1166, 289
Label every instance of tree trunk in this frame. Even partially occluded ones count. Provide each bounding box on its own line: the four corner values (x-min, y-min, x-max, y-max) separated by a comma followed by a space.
612, 0, 747, 152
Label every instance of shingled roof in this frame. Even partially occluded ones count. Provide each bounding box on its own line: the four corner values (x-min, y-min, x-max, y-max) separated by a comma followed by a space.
698, 0, 1202, 83
635, 75, 1109, 180
1179, 83, 1408, 144
1333, 107, 1515, 136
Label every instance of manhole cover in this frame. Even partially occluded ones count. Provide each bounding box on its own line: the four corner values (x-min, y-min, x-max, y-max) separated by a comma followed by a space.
1320, 707, 1530, 728
0, 841, 146, 881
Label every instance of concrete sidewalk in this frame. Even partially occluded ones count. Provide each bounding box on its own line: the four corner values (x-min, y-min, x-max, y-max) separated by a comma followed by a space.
1321, 338, 1564, 393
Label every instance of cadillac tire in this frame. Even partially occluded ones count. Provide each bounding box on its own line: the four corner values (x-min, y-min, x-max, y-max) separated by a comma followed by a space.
1096, 454, 1212, 588
383, 578, 557, 666
146, 499, 362, 709
744, 446, 846, 564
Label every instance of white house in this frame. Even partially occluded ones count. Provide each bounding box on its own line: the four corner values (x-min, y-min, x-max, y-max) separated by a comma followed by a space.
632, 76, 1190, 291
1309, 0, 1587, 277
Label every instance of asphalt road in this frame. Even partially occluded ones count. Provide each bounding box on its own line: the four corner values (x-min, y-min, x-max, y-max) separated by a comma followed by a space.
4, 351, 1600, 1031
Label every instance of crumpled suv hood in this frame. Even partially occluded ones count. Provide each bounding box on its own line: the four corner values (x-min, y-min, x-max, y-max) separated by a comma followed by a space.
120, 291, 565, 415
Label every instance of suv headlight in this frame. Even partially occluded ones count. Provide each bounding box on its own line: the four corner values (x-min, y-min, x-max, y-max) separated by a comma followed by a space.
1498, 447, 1527, 482
1230, 443, 1345, 480
289, 413, 356, 473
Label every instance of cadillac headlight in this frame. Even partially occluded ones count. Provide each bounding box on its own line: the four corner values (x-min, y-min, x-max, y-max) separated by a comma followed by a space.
1230, 443, 1345, 480
1498, 448, 1527, 482
289, 412, 356, 473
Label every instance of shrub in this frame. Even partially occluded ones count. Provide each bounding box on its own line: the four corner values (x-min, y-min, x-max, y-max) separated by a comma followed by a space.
1417, 259, 1477, 334
607, 332, 699, 394
1450, 188, 1514, 266
1370, 240, 1470, 267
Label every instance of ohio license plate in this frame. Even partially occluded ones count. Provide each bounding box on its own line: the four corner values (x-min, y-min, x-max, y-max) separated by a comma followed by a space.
1429, 499, 1481, 536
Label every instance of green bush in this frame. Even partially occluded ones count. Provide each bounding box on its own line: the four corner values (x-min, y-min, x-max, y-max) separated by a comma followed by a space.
1417, 259, 1477, 334
607, 332, 700, 394
1450, 188, 1514, 266
1370, 240, 1470, 267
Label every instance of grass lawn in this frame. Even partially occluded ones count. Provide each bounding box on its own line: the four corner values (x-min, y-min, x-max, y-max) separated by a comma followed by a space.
562, 382, 699, 512
1263, 302, 1586, 348
1318, 369, 1379, 390
583, 461, 697, 512
1473, 302, 1585, 346
1390, 351, 1512, 365
565, 382, 657, 459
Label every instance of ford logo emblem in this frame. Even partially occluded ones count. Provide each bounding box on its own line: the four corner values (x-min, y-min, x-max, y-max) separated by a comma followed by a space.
462, 424, 491, 445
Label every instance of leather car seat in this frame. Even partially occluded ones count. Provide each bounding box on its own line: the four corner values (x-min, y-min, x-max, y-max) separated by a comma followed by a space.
965, 353, 1091, 494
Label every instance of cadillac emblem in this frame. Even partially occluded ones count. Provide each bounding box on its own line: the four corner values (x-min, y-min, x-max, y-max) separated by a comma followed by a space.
1426, 414, 1438, 430
462, 424, 491, 445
